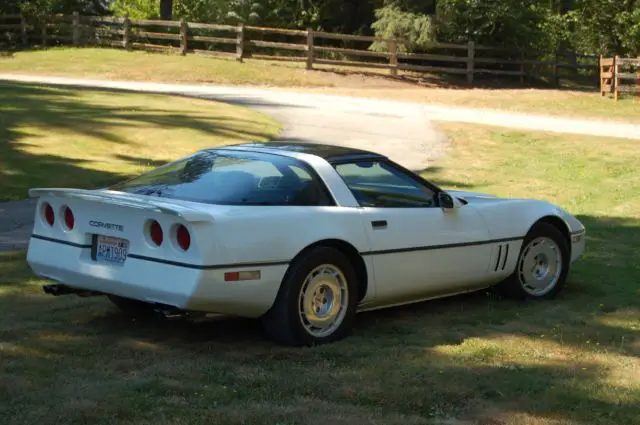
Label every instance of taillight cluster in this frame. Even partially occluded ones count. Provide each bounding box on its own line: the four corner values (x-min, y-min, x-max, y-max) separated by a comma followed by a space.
176, 224, 191, 251
64, 206, 75, 230
146, 219, 191, 251
42, 203, 75, 231
150, 220, 163, 245
44, 203, 55, 226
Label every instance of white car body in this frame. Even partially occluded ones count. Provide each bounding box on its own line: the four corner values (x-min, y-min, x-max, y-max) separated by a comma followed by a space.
26, 142, 586, 321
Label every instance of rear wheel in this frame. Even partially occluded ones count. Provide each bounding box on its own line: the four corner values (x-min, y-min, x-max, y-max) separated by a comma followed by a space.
496, 222, 570, 300
261, 246, 358, 346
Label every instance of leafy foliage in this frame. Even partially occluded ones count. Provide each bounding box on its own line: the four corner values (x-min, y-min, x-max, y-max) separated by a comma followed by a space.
370, 5, 434, 53
109, 0, 159, 20
433, 0, 552, 50
225, 0, 261, 24
566, 0, 640, 56
5, 0, 639, 56
371, 0, 639, 56
172, 0, 227, 23
2, 0, 107, 18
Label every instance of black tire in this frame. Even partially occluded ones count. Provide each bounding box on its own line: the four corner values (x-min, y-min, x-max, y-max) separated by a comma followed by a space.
260, 246, 359, 346
496, 221, 570, 300
108, 295, 157, 318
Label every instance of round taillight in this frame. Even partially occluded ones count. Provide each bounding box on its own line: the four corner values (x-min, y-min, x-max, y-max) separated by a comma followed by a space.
176, 224, 191, 251
44, 203, 55, 226
150, 220, 163, 246
64, 206, 75, 230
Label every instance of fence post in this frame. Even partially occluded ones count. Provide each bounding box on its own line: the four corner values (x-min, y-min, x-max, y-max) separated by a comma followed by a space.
179, 18, 187, 55
72, 11, 80, 46
20, 14, 28, 46
633, 56, 640, 103
306, 28, 314, 70
236, 24, 244, 62
599, 55, 604, 96
122, 17, 130, 50
388, 38, 398, 76
613, 56, 619, 101
633, 64, 640, 103
466, 41, 475, 84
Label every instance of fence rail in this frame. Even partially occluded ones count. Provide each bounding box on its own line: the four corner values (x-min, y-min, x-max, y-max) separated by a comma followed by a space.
600, 56, 640, 101
0, 13, 601, 87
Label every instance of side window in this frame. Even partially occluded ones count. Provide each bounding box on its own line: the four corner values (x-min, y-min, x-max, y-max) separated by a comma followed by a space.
288, 164, 314, 182
334, 160, 436, 208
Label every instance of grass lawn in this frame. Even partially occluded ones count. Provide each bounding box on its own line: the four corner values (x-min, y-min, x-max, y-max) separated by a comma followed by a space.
0, 81, 281, 201
1, 47, 639, 123
1, 123, 639, 425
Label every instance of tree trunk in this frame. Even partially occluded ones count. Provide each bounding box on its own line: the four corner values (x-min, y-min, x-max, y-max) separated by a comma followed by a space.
160, 0, 173, 20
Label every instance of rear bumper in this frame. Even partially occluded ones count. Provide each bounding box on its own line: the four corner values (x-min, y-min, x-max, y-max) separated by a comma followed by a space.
26, 236, 286, 318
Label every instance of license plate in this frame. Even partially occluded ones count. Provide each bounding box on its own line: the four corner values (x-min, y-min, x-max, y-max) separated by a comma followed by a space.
93, 235, 129, 266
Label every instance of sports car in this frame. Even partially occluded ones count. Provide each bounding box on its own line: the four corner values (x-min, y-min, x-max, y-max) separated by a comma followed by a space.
26, 142, 586, 346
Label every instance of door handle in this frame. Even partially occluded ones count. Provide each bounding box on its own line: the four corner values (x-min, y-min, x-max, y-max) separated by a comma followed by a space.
371, 220, 387, 229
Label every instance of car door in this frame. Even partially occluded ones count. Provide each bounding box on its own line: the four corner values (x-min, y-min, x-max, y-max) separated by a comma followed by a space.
333, 159, 494, 306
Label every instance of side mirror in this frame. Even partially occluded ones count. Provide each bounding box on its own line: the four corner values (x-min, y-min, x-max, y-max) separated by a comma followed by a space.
438, 192, 461, 210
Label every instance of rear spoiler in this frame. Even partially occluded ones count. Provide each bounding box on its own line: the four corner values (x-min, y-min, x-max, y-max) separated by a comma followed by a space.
28, 188, 213, 223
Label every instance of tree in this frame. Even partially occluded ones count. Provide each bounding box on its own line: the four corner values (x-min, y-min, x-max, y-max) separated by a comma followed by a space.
370, 4, 435, 52
566, 0, 640, 55
434, 0, 552, 50
6, 0, 108, 17
226, 0, 261, 24
160, 0, 172, 19
109, 0, 159, 19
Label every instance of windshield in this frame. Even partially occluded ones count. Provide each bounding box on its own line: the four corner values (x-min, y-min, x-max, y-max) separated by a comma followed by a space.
109, 149, 335, 206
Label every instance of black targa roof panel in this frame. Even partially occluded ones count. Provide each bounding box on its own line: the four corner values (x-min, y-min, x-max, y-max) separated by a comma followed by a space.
218, 141, 386, 162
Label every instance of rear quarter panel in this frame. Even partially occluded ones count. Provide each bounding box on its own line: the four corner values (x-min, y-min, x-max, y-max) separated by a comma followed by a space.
196, 204, 376, 301
198, 205, 369, 263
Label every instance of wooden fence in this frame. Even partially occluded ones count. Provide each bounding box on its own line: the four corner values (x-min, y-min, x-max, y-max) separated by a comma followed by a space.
600, 56, 640, 101
0, 13, 600, 87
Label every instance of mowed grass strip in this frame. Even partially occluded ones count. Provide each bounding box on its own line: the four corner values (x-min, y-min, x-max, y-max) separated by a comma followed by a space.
1, 47, 639, 123
0, 81, 281, 201
0, 47, 332, 87
1, 123, 639, 425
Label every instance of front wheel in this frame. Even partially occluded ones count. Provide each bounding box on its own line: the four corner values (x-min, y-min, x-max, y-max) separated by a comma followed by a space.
496, 222, 570, 300
261, 246, 359, 346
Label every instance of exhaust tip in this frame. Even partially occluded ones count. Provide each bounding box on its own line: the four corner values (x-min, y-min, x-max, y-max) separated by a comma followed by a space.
42, 284, 102, 297
43, 284, 62, 295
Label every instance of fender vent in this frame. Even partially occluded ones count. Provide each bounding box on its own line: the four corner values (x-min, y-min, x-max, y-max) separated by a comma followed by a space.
494, 243, 510, 272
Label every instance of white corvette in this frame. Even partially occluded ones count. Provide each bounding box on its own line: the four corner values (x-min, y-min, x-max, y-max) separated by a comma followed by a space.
26, 142, 586, 346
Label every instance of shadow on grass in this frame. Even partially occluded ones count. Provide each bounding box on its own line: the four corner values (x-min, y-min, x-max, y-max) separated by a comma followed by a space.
0, 212, 638, 424
0, 81, 276, 201
309, 63, 599, 92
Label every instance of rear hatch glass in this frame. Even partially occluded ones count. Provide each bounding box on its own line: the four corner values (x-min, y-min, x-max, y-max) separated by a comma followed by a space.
109, 149, 334, 206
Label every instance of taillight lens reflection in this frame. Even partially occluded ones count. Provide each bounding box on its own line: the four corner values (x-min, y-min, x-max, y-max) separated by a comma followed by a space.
44, 203, 55, 226
150, 220, 163, 246
176, 224, 191, 251
64, 206, 75, 230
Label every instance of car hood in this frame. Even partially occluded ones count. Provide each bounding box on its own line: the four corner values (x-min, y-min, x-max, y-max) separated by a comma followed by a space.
446, 190, 506, 203
445, 190, 585, 235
